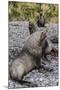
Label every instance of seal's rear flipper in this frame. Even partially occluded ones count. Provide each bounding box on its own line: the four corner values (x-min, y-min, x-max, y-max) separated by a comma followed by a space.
13, 79, 38, 87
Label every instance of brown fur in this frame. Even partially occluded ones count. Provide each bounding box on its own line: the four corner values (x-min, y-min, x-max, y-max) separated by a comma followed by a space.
37, 13, 45, 27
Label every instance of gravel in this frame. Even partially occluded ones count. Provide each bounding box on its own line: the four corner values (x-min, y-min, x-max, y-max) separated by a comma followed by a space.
8, 21, 59, 88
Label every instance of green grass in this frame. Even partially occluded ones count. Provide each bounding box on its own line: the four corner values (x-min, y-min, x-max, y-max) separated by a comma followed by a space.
8, 1, 58, 23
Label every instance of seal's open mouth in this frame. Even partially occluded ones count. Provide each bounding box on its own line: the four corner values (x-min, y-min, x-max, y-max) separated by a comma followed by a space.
50, 48, 58, 57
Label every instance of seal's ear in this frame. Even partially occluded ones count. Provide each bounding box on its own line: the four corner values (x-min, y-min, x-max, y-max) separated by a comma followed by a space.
40, 31, 47, 41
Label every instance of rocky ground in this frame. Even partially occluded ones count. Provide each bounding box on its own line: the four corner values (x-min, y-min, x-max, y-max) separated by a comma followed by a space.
8, 21, 59, 88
